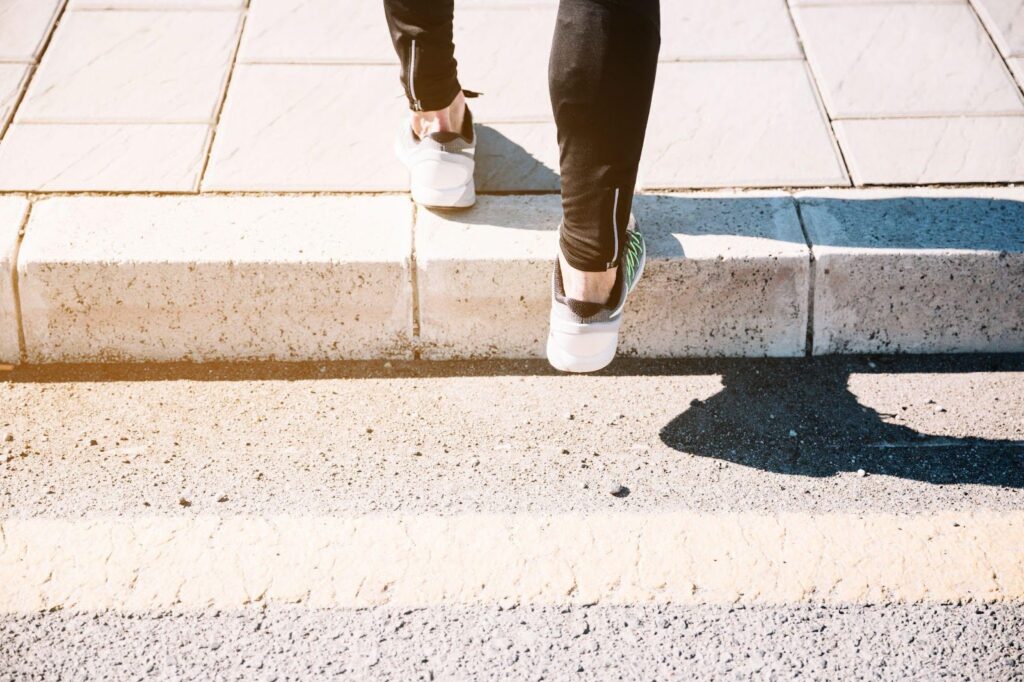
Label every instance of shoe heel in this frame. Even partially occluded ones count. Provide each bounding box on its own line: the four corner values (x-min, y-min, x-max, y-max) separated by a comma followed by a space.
546, 327, 619, 373
410, 178, 476, 209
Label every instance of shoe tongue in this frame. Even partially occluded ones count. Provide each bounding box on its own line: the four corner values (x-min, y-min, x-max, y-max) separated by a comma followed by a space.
606, 265, 624, 306
425, 107, 474, 144
554, 254, 622, 319
428, 131, 463, 143
565, 298, 606, 319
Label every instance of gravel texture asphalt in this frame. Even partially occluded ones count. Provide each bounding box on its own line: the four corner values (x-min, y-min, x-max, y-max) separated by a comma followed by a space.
2, 356, 1023, 518
2, 603, 1022, 681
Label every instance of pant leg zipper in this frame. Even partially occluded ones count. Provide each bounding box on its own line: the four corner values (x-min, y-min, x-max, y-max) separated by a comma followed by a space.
607, 187, 620, 269
409, 39, 421, 111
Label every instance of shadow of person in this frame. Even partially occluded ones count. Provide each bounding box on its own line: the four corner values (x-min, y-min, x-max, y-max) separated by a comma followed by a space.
659, 359, 1024, 488
474, 124, 560, 193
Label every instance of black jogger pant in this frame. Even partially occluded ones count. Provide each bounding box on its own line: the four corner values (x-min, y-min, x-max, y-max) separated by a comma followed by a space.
383, 0, 660, 272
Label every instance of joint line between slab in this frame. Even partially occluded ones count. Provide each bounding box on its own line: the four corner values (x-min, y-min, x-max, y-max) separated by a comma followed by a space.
965, 0, 1024, 105
0, 65, 35, 142
196, 6, 249, 192
410, 201, 421, 359
793, 198, 815, 358
782, 0, 854, 186
0, 1, 69, 144
11, 202, 32, 363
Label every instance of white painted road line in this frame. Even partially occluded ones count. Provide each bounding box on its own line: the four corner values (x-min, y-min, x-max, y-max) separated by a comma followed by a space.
2, 511, 1021, 612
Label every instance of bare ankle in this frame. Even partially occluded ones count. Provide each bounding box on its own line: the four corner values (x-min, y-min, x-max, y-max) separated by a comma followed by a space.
559, 251, 616, 304
411, 91, 466, 139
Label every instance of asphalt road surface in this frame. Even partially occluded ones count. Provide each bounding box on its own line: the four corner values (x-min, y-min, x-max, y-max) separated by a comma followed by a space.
2, 355, 1022, 680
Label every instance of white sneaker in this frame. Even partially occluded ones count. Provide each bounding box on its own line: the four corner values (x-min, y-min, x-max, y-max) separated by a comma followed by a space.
546, 216, 646, 373
394, 107, 476, 209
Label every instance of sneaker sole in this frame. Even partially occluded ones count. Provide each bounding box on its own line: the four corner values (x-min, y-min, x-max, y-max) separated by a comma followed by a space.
546, 324, 619, 373
410, 179, 476, 209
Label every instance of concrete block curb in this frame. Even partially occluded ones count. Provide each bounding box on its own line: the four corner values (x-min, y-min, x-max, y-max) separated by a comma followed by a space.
799, 188, 1024, 355
18, 195, 414, 362
416, 193, 809, 359
4, 189, 1022, 363
0, 197, 29, 364
415, 196, 558, 359
623, 193, 808, 358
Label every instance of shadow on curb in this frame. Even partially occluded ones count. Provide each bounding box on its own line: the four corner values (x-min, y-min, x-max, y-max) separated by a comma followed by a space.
4, 354, 1023, 489
3, 353, 1023, 383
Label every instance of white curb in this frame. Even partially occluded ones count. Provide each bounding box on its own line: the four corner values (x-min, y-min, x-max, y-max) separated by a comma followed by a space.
17, 195, 414, 362
800, 188, 1024, 355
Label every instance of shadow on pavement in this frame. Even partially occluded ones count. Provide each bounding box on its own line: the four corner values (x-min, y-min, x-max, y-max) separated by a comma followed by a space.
659, 357, 1024, 488
417, 192, 1024, 262
7, 352, 1024, 486
474, 124, 560, 194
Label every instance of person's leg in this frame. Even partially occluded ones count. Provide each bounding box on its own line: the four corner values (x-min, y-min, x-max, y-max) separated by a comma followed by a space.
385, 0, 476, 208
548, 0, 660, 302
383, 0, 467, 136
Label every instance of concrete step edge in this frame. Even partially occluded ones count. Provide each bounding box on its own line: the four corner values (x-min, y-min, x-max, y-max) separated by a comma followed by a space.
0, 188, 1021, 364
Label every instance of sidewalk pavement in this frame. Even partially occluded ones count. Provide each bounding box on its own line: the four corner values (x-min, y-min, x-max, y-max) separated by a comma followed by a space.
0, 0, 1022, 363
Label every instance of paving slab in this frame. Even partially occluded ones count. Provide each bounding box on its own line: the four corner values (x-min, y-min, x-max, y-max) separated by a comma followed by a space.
0, 196, 28, 364
661, 0, 801, 61
237, 0, 803, 120
416, 193, 808, 359
240, 0, 802, 100
70, 0, 242, 7
0, 0, 63, 63
0, 123, 209, 192
0, 63, 30, 133
16, 10, 242, 124
794, 3, 1024, 118
460, 0, 555, 4
835, 117, 1024, 185
971, 0, 1024, 57
454, 7, 555, 123
790, 0, 951, 3
640, 61, 848, 188
17, 196, 414, 362
475, 122, 560, 192
238, 0, 561, 69
800, 189, 1024, 355
238, 0, 396, 65
240, 3, 554, 122
206, 64, 559, 192
203, 64, 407, 191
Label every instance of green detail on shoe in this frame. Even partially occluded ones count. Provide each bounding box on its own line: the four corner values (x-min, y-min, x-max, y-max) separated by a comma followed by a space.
622, 229, 645, 286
